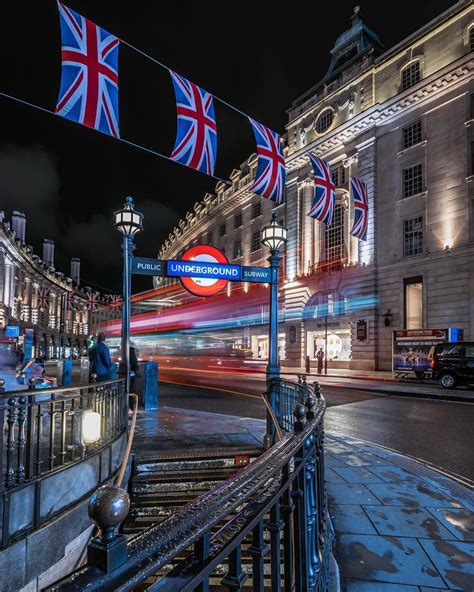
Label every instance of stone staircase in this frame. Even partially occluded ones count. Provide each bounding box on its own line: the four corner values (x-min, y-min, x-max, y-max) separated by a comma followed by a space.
122, 446, 278, 590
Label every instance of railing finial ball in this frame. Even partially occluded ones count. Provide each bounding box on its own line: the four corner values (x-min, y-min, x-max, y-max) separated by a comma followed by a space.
305, 396, 316, 411
293, 403, 306, 421
90, 373, 98, 383
88, 484, 130, 543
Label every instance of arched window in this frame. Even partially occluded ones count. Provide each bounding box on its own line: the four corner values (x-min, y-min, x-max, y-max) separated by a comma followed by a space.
401, 61, 421, 91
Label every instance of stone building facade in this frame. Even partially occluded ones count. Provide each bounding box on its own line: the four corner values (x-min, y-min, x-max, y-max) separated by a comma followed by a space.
0, 211, 103, 362
152, 1, 473, 371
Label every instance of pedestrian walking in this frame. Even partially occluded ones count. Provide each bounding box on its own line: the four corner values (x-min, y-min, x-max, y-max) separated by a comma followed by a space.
316, 347, 324, 374
89, 333, 114, 382
129, 341, 139, 393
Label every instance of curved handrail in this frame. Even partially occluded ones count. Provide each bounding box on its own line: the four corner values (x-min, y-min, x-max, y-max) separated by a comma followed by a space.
0, 377, 125, 400
47, 394, 327, 592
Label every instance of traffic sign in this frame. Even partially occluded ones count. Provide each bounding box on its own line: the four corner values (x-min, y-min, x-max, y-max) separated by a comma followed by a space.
131, 258, 166, 276
241, 266, 272, 283
167, 260, 240, 280
178, 245, 229, 297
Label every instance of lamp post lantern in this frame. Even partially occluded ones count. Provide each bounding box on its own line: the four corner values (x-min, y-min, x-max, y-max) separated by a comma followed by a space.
114, 197, 143, 395
261, 212, 287, 445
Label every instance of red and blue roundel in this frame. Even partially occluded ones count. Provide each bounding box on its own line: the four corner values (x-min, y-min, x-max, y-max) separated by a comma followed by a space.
180, 245, 229, 297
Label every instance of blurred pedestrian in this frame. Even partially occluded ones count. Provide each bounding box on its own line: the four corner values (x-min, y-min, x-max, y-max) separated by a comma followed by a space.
89, 333, 113, 382
129, 342, 139, 393
316, 347, 324, 374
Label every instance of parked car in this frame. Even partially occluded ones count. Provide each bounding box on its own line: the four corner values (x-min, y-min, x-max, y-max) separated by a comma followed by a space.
430, 342, 474, 389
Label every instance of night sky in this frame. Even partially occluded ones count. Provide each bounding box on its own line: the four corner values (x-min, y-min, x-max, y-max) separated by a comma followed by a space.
0, 0, 458, 293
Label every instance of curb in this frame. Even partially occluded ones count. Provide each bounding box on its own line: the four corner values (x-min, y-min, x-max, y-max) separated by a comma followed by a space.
326, 384, 474, 404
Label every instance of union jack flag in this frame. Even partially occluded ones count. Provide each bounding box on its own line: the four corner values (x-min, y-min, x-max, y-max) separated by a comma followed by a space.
350, 176, 369, 241
249, 119, 285, 204
307, 154, 335, 225
86, 291, 100, 312
65, 291, 76, 311
37, 287, 49, 311
108, 294, 123, 306
55, 3, 120, 138
169, 72, 217, 175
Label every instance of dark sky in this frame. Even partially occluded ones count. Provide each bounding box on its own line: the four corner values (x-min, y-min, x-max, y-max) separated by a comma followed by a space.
0, 0, 458, 293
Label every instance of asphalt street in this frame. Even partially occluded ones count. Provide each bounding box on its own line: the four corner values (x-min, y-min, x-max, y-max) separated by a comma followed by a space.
158, 368, 474, 483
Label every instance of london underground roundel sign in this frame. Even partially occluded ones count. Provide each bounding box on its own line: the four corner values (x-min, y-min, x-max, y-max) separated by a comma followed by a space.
180, 245, 229, 297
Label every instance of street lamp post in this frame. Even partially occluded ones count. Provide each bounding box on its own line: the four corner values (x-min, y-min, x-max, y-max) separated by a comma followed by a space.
261, 212, 287, 446
114, 197, 143, 395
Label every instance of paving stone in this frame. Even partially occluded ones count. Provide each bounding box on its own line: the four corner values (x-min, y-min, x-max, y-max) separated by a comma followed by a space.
368, 465, 420, 484
329, 504, 377, 535
324, 453, 350, 468
335, 452, 388, 467
362, 505, 454, 539
420, 476, 474, 512
332, 467, 385, 484
344, 580, 419, 590
418, 539, 474, 590
336, 533, 445, 587
326, 483, 382, 506
425, 507, 474, 542
366, 482, 462, 508
325, 467, 348, 483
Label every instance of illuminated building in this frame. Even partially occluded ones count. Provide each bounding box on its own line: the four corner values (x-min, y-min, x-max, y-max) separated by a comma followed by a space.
0, 211, 105, 361
105, 2, 473, 371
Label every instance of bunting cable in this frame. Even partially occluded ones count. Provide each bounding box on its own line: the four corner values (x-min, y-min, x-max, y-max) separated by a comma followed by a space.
0, 91, 231, 185
120, 39, 253, 122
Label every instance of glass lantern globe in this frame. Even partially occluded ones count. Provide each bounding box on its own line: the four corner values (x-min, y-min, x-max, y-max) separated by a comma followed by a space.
261, 212, 288, 251
114, 196, 144, 237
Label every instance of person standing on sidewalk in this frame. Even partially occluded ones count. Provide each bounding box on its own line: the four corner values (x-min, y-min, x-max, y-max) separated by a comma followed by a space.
316, 347, 324, 374
89, 333, 114, 382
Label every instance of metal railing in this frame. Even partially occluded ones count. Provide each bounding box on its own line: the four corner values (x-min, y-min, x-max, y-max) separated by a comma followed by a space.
48, 382, 334, 591
268, 374, 319, 433
0, 379, 127, 493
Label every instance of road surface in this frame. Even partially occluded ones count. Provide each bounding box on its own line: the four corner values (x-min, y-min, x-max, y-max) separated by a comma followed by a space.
157, 362, 474, 483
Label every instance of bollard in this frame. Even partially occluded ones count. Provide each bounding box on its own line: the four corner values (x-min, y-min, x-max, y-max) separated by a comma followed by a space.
305, 354, 310, 374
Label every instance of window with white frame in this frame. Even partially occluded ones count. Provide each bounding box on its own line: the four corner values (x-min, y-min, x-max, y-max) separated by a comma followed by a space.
325, 203, 345, 267
233, 240, 242, 259
251, 230, 260, 252
252, 201, 262, 218
315, 109, 334, 134
331, 163, 347, 187
403, 217, 423, 256
401, 62, 421, 91
234, 212, 243, 228
402, 120, 422, 150
404, 276, 423, 329
403, 163, 423, 197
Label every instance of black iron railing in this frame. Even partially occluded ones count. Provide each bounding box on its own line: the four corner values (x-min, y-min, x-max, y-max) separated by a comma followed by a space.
0, 379, 127, 492
48, 385, 334, 592
268, 374, 319, 433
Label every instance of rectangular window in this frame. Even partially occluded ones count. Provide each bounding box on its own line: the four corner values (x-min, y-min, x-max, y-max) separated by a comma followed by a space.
219, 223, 226, 237
332, 164, 347, 188
403, 163, 423, 197
206, 231, 213, 245
234, 212, 243, 228
324, 203, 344, 269
402, 120, 422, 150
233, 240, 242, 259
252, 201, 262, 218
404, 276, 423, 329
403, 217, 423, 256
251, 230, 260, 252
470, 27, 474, 52
401, 62, 421, 91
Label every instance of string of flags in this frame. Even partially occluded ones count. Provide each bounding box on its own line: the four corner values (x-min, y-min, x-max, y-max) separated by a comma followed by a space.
2, 2, 368, 240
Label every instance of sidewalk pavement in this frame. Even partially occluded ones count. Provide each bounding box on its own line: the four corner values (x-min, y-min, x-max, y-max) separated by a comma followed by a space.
131, 407, 474, 590
326, 434, 474, 591
280, 367, 474, 403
